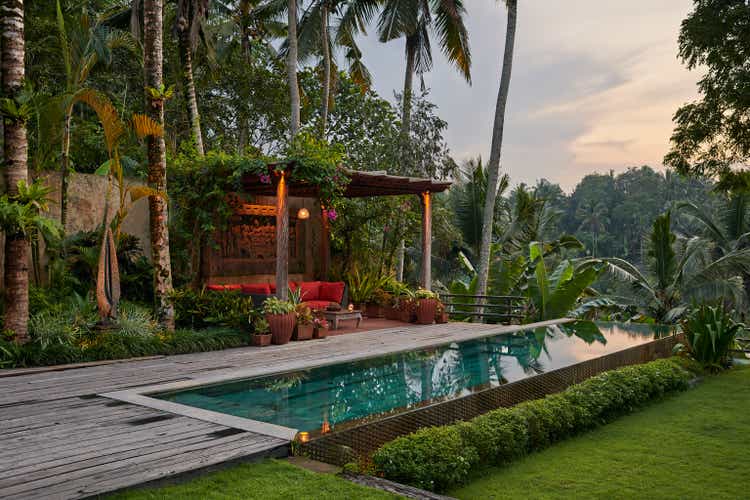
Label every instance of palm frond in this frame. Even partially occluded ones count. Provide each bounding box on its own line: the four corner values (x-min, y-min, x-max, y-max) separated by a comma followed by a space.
431, 0, 471, 82
130, 114, 164, 140
73, 89, 126, 155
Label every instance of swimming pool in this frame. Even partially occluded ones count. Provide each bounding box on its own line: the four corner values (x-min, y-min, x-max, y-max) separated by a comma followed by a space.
153, 321, 675, 437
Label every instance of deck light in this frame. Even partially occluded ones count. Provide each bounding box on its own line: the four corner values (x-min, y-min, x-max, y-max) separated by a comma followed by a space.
297, 431, 310, 443
297, 207, 310, 220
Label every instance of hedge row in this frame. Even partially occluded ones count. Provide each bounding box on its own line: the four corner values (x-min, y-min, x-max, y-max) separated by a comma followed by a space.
0, 328, 246, 369
372, 358, 699, 492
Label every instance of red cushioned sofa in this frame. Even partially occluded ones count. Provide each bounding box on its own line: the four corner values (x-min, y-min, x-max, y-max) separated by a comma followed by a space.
206, 281, 347, 310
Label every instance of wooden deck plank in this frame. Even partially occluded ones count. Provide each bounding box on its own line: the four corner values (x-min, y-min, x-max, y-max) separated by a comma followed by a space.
0, 321, 553, 499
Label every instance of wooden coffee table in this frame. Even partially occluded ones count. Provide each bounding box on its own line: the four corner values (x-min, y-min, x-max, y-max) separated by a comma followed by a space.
323, 310, 362, 330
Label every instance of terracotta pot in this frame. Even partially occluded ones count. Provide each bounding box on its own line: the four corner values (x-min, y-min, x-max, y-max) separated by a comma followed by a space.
266, 312, 295, 345
314, 326, 328, 339
384, 305, 398, 320
435, 311, 449, 324
366, 303, 384, 318
398, 309, 411, 323
295, 323, 314, 341
251, 333, 272, 347
416, 298, 437, 325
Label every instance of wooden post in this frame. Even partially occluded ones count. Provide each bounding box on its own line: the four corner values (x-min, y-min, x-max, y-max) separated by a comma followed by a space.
421, 191, 432, 290
276, 172, 289, 299
320, 204, 330, 280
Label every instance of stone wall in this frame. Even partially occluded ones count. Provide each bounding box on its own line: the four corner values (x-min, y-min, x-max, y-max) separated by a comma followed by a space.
0, 172, 151, 289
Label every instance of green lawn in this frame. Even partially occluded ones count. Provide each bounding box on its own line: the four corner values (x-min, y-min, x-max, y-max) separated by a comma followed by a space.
450, 366, 750, 500
108, 459, 398, 500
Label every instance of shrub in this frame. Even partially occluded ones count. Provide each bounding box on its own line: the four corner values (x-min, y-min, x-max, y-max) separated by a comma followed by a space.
372, 358, 692, 492
171, 287, 254, 329
681, 305, 742, 370
457, 408, 527, 463
372, 425, 478, 492
262, 297, 296, 315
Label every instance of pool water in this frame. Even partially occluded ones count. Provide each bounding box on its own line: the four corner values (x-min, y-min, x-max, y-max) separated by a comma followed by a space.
155, 321, 674, 435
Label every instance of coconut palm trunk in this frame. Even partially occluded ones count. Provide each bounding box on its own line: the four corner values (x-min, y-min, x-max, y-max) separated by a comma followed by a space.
319, 2, 331, 136
144, 0, 175, 330
287, 0, 301, 136
176, 10, 205, 156
60, 111, 72, 232
2, 0, 30, 342
476, 0, 517, 302
400, 36, 416, 138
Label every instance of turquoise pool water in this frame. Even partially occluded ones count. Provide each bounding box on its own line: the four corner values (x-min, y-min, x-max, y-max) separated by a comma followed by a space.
155, 321, 674, 435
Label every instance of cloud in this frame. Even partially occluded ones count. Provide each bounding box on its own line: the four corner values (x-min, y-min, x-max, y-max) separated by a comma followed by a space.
356, 0, 699, 191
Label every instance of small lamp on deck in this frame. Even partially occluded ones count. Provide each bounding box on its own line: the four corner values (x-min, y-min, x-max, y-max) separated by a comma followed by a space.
297, 207, 310, 220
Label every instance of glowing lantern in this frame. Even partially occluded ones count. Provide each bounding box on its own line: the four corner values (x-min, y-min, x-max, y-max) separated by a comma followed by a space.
297, 207, 310, 220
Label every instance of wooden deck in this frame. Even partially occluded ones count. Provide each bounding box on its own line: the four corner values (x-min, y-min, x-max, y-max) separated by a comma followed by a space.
0, 320, 561, 499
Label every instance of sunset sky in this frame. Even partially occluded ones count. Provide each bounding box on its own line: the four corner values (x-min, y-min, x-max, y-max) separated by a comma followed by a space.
358, 1, 700, 191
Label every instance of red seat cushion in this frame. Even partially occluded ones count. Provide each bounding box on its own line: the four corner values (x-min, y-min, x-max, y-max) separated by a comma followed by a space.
319, 281, 345, 303
206, 284, 241, 291
303, 300, 332, 311
299, 281, 321, 301
241, 283, 271, 295
268, 281, 297, 294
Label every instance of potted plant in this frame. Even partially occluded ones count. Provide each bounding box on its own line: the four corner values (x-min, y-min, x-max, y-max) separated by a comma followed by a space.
250, 316, 272, 347
369, 288, 390, 318
395, 294, 414, 323
435, 300, 449, 324
294, 304, 314, 341
415, 288, 439, 325
346, 267, 388, 316
263, 297, 296, 345
313, 316, 329, 339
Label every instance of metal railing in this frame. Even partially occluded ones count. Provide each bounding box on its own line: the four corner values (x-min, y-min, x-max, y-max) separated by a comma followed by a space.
439, 293, 527, 324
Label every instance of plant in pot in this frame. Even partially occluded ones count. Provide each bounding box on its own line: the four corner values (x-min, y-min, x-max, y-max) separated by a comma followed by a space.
415, 288, 439, 325
262, 297, 296, 345
370, 288, 390, 318
294, 304, 314, 341
346, 267, 388, 317
313, 316, 329, 339
395, 290, 415, 323
435, 300, 449, 324
250, 316, 272, 347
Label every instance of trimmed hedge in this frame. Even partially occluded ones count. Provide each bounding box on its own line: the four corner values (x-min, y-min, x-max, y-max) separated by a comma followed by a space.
0, 328, 246, 369
372, 358, 696, 492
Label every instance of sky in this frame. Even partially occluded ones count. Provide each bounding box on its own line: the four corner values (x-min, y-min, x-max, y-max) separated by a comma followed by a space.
356, 0, 700, 192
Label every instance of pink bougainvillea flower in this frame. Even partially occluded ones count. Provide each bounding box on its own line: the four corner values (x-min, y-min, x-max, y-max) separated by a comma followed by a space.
326, 209, 338, 221
259, 173, 272, 184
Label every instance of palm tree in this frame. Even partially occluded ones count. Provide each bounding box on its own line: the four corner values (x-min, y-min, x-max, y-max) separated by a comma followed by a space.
56, 0, 139, 232
576, 200, 609, 257
476, 0, 516, 300
286, 0, 301, 136
450, 157, 508, 262
678, 194, 750, 256
377, 0, 471, 138
590, 211, 750, 322
296, 0, 378, 136
143, 0, 176, 330
1, 0, 30, 341
175, 0, 208, 155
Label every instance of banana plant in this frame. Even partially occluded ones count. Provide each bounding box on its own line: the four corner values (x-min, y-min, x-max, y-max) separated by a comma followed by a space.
522, 241, 603, 322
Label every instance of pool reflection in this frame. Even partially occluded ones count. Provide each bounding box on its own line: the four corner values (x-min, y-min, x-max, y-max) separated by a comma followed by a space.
157, 321, 675, 434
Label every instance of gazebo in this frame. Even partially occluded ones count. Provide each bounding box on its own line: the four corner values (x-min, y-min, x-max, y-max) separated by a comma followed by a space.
203, 164, 451, 299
